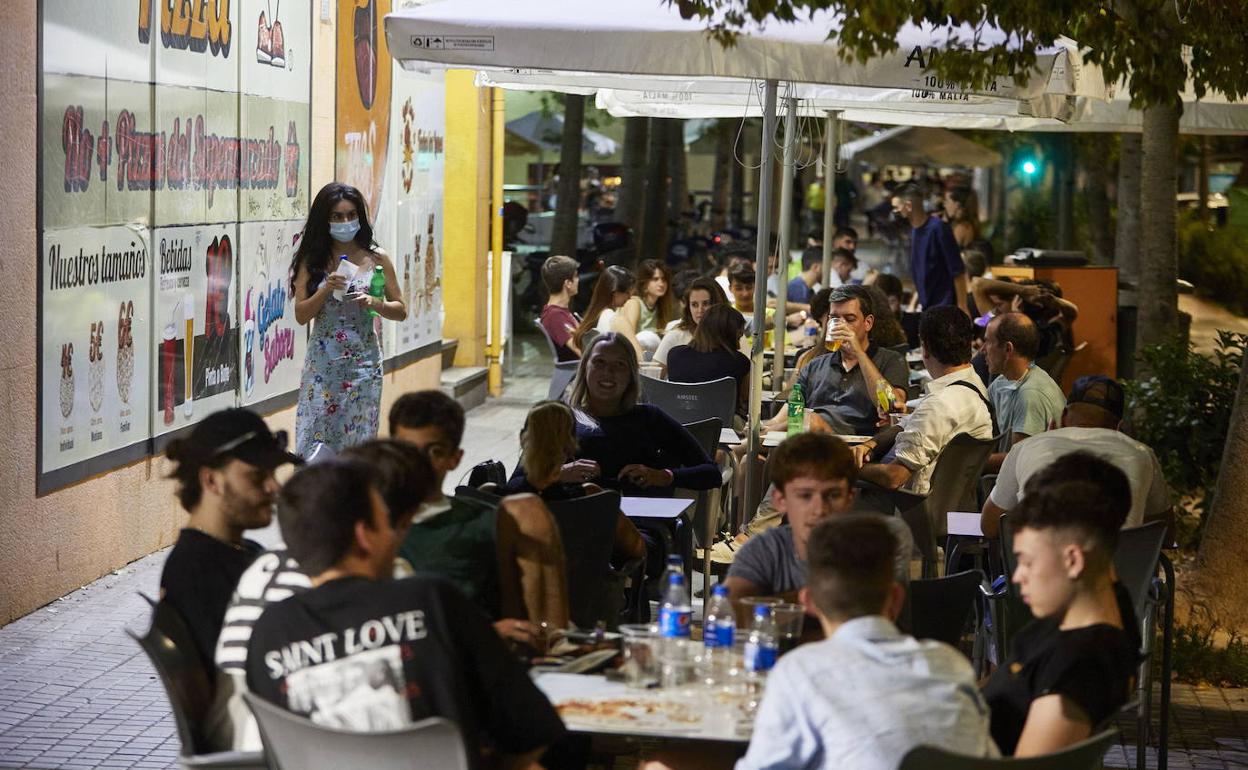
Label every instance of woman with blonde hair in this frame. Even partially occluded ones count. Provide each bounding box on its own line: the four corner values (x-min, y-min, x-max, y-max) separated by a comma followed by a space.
503, 401, 645, 564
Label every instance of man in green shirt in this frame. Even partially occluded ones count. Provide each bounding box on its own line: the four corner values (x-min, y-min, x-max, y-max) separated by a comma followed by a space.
982, 313, 1066, 473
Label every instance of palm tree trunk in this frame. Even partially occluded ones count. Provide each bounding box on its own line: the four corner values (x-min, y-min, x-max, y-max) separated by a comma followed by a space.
551, 94, 585, 258
711, 120, 732, 231
642, 118, 670, 260
1135, 103, 1182, 353
614, 117, 649, 263
1115, 133, 1142, 284
667, 120, 688, 230
1082, 134, 1114, 265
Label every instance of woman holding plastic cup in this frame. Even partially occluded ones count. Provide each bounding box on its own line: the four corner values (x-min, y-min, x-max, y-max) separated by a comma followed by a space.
290, 182, 406, 457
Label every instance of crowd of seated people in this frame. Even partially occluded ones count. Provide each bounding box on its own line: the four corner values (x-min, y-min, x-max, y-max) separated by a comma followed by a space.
152, 228, 1157, 770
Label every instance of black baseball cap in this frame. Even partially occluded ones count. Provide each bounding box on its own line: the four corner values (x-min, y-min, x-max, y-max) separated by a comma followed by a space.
185, 408, 303, 469
1068, 375, 1125, 421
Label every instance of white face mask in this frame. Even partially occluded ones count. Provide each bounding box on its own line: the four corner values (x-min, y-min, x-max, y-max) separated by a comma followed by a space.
329, 219, 360, 242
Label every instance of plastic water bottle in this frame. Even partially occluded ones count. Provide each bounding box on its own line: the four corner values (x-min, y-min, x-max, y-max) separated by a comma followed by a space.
703, 585, 736, 650
786, 383, 805, 436
658, 573, 693, 640
660, 554, 683, 589
331, 255, 356, 301
801, 316, 819, 348
367, 265, 386, 318
744, 605, 778, 674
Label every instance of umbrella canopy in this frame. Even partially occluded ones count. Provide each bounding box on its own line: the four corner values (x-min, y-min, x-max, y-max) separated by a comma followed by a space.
840, 125, 1002, 167
592, 81, 1248, 135
386, 0, 1106, 101
505, 110, 618, 158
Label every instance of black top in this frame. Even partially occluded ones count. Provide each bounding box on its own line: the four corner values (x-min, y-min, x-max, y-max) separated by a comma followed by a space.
982, 583, 1141, 755
246, 575, 565, 768
159, 528, 263, 671
665, 346, 751, 395
573, 404, 720, 496
500, 476, 586, 501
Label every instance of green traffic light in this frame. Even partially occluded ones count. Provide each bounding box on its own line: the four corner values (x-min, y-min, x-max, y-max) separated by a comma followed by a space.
1022, 160, 1038, 175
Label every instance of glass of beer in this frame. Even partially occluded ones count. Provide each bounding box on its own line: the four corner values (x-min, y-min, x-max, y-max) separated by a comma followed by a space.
824, 317, 841, 353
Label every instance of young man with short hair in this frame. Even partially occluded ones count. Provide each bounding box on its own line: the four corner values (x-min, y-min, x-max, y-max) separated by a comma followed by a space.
982, 452, 1140, 756
160, 408, 302, 670
389, 391, 570, 635
246, 459, 565, 767
828, 247, 860, 287
892, 182, 968, 314
737, 516, 998, 769
725, 433, 912, 602
786, 247, 823, 305
539, 254, 582, 361
982, 312, 1065, 472
981, 375, 1172, 538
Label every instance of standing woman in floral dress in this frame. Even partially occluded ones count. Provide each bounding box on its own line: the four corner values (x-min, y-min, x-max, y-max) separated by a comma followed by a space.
291, 182, 406, 456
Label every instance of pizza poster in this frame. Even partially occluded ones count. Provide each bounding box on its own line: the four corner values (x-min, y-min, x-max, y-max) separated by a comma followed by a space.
40, 226, 153, 473
150, 224, 240, 437
237, 220, 308, 406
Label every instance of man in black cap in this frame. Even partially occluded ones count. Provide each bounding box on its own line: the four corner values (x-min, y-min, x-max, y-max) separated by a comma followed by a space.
980, 375, 1173, 539
159, 408, 302, 669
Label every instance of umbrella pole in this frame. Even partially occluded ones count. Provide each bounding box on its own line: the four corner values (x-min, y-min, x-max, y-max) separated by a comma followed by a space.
742, 80, 778, 573
772, 95, 797, 389
820, 110, 841, 283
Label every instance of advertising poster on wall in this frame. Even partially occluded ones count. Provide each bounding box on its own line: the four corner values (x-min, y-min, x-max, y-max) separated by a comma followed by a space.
336, 0, 393, 218
237, 219, 307, 407
152, 85, 242, 226
40, 226, 153, 474
240, 95, 311, 223
150, 0, 239, 93
41, 74, 155, 231
150, 223, 240, 438
388, 69, 445, 357
240, 0, 313, 99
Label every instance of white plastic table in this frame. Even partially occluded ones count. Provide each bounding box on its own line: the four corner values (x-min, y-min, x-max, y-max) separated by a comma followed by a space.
534, 672, 753, 743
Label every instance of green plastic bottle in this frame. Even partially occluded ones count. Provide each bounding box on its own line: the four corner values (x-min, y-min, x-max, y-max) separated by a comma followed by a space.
367, 265, 386, 318
786, 383, 805, 437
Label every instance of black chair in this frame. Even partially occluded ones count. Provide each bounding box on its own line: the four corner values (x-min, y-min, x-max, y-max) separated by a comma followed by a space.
126, 597, 267, 769
545, 490, 635, 629
1111, 521, 1173, 770
243, 693, 468, 770
909, 569, 985, 649
899, 728, 1118, 770
549, 360, 578, 401
641, 375, 737, 429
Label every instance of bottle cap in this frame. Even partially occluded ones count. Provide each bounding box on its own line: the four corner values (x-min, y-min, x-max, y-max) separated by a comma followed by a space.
712, 584, 729, 597
754, 604, 771, 618
339, 255, 348, 261
668, 573, 685, 586
667, 555, 682, 566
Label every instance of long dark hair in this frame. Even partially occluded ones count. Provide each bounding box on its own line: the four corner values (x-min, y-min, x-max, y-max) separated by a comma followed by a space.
690, 304, 745, 354
676, 277, 727, 333
573, 265, 635, 349
289, 182, 377, 294
635, 258, 679, 329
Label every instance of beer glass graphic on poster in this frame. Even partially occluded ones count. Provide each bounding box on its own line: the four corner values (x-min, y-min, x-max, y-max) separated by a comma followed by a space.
153, 224, 240, 435
238, 220, 307, 406
41, 226, 152, 473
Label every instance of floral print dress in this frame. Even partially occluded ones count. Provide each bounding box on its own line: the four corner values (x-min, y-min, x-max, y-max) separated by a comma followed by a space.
295, 259, 382, 457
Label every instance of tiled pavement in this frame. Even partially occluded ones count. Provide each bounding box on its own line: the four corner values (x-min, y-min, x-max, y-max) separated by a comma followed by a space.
3, 334, 1248, 769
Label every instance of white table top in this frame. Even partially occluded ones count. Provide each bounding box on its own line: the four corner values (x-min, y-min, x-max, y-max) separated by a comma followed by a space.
947, 511, 985, 537
621, 496, 695, 520
535, 673, 752, 743
719, 427, 742, 445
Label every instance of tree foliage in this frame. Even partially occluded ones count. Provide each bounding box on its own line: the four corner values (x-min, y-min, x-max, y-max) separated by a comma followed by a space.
674, 0, 1248, 109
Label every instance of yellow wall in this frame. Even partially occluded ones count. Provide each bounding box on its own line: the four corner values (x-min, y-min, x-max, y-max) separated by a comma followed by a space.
0, 3, 445, 624
442, 72, 493, 368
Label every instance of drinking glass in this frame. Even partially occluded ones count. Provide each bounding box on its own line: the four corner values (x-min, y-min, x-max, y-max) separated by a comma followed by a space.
770, 602, 805, 655
619, 624, 660, 689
